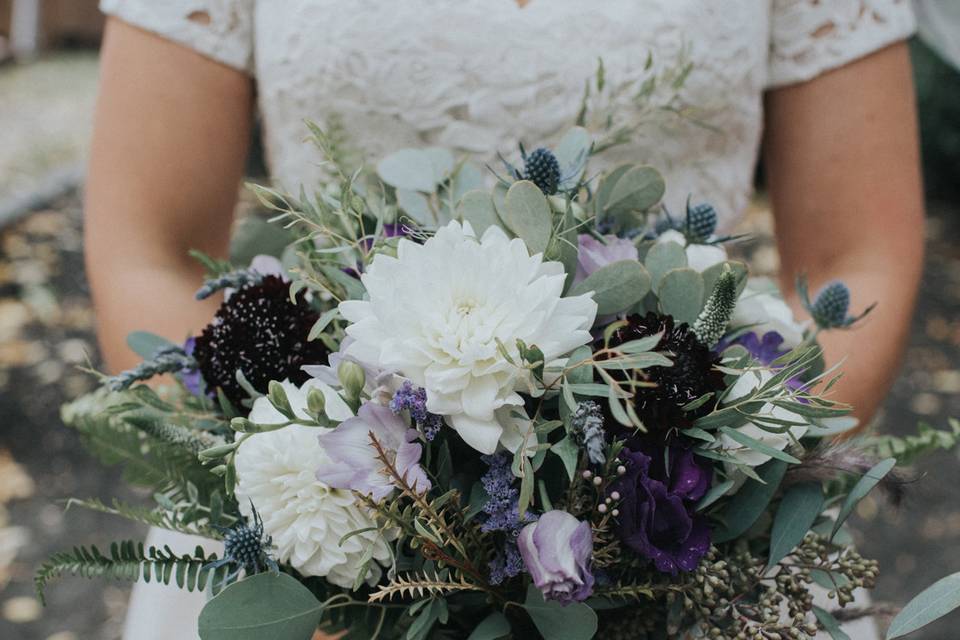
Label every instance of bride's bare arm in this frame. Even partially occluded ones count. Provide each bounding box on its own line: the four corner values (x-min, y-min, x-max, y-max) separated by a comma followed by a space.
85, 18, 254, 372
763, 41, 924, 427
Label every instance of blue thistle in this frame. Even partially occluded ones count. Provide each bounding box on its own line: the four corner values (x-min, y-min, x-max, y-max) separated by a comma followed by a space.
204, 505, 278, 585
522, 147, 561, 195
684, 199, 718, 243
798, 276, 876, 330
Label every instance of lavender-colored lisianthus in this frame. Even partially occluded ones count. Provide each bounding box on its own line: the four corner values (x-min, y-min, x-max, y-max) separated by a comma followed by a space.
518, 510, 595, 604
717, 330, 803, 392
608, 446, 712, 575
180, 336, 204, 396
316, 402, 430, 500
574, 234, 639, 284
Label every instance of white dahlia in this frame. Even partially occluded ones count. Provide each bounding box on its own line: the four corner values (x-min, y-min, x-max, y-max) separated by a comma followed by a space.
340, 221, 597, 454
235, 380, 394, 589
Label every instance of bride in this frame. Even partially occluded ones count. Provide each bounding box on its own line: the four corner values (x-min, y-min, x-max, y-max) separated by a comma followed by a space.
84, 1, 923, 638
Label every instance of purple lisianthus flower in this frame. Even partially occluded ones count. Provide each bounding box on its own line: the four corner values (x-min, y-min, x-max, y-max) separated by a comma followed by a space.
608, 446, 712, 575
517, 511, 595, 605
179, 336, 204, 396
717, 331, 803, 392
316, 402, 430, 499
574, 234, 639, 284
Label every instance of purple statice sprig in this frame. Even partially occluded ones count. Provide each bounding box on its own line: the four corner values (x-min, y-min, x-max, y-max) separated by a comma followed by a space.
389, 381, 443, 441
480, 453, 538, 584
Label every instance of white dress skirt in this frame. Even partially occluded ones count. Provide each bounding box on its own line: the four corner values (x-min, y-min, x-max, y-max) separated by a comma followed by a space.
98, 1, 917, 637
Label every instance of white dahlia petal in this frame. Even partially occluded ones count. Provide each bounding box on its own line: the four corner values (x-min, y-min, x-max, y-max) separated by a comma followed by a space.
341, 220, 597, 453
236, 390, 394, 588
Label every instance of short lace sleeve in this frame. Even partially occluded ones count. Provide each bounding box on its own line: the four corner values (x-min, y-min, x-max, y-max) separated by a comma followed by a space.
100, 0, 254, 74
767, 0, 915, 88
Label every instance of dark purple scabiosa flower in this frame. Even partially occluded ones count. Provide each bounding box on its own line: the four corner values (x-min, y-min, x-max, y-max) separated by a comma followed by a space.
605, 312, 726, 437
479, 453, 536, 584
518, 510, 595, 604
390, 381, 443, 441
608, 446, 712, 575
193, 275, 329, 407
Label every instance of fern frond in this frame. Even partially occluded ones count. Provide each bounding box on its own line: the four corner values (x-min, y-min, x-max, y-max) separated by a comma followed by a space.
36, 541, 222, 605
593, 581, 662, 602
367, 570, 483, 603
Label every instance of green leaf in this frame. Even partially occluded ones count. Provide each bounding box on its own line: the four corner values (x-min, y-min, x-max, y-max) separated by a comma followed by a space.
551, 436, 581, 481
657, 268, 704, 326
568, 260, 651, 315
467, 611, 511, 640
644, 241, 687, 290
718, 427, 802, 465
813, 606, 851, 640
713, 460, 788, 543
522, 585, 598, 640
768, 483, 824, 568
308, 308, 340, 342
396, 189, 434, 225
377, 149, 431, 191
456, 190, 501, 236
831, 458, 896, 540
554, 127, 591, 190
696, 478, 735, 511
198, 572, 323, 640
502, 180, 553, 255
886, 572, 960, 639
230, 215, 294, 266
127, 331, 176, 359
602, 165, 665, 219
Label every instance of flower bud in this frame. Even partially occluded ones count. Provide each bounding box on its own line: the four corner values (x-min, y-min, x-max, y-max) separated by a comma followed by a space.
268, 380, 295, 418
306, 386, 326, 419
198, 442, 239, 460
338, 361, 366, 401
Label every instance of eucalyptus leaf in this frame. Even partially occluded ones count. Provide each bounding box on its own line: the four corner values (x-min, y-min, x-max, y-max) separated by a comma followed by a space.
522, 585, 598, 640
551, 436, 581, 481
718, 427, 802, 465
450, 161, 485, 202
198, 572, 323, 640
657, 268, 704, 325
768, 483, 824, 568
456, 190, 501, 236
644, 241, 687, 289
230, 215, 294, 266
696, 478, 735, 511
377, 148, 438, 193
813, 606, 851, 640
831, 458, 896, 540
554, 126, 591, 190
713, 460, 788, 543
594, 164, 633, 216
127, 331, 176, 360
886, 572, 960, 639
568, 260, 651, 315
466, 611, 511, 640
502, 180, 553, 255
396, 189, 433, 225
603, 165, 665, 219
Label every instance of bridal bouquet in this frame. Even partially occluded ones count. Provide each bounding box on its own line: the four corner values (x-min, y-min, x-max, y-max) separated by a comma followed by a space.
38, 123, 960, 640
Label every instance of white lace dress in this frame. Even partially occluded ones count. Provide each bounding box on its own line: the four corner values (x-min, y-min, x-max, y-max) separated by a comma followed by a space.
98, 1, 915, 638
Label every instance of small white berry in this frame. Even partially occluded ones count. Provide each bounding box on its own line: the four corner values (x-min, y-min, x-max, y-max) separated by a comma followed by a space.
593, 476, 603, 486
617, 465, 627, 475
611, 509, 620, 517
598, 503, 608, 514
610, 491, 621, 501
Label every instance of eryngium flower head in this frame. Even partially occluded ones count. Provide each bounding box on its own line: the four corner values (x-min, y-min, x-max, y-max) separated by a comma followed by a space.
193, 275, 329, 406
607, 312, 725, 435
523, 147, 561, 195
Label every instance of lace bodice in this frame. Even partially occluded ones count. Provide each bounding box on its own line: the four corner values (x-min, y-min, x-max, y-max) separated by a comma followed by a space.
100, 0, 914, 231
